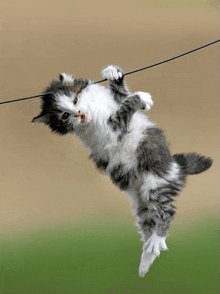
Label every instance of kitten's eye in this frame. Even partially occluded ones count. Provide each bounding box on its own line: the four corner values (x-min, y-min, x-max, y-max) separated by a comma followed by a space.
62, 112, 70, 120
73, 97, 78, 105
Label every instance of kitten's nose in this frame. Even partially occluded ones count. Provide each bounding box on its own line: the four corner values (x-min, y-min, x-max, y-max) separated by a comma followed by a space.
75, 111, 81, 117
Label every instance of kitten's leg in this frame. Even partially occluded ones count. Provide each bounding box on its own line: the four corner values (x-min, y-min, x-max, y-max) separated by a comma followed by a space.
107, 92, 153, 139
138, 202, 174, 277
136, 132, 184, 276
127, 189, 160, 277
138, 181, 180, 277
101, 65, 130, 103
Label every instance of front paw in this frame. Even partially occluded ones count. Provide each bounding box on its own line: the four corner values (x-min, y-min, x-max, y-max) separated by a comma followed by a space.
102, 65, 124, 81
135, 91, 153, 111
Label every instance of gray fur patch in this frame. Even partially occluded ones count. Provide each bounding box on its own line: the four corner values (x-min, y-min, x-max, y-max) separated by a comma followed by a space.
136, 127, 172, 176
89, 153, 109, 172
149, 182, 183, 201
68, 78, 90, 95
136, 215, 156, 242
110, 164, 136, 190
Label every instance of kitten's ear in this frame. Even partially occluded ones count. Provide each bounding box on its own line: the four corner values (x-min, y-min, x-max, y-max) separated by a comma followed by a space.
59, 74, 64, 83
31, 113, 47, 124
59, 73, 74, 83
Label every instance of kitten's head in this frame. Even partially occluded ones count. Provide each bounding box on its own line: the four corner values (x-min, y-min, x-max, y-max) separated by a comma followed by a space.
32, 73, 91, 135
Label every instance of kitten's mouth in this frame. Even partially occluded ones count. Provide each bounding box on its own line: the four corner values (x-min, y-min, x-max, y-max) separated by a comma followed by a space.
81, 114, 86, 122
76, 112, 87, 122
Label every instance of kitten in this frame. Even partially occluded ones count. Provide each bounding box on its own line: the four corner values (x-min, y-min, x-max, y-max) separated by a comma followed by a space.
32, 65, 212, 277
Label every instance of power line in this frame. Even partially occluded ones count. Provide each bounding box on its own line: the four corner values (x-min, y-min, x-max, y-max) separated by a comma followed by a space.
0, 38, 219, 105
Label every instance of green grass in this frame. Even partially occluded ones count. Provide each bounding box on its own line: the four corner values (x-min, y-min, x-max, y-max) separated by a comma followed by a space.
0, 216, 219, 294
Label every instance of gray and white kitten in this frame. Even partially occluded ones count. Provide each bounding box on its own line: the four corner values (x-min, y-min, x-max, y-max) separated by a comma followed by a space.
32, 65, 212, 277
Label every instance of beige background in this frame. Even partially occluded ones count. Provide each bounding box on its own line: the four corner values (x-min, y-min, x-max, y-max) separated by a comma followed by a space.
0, 0, 218, 233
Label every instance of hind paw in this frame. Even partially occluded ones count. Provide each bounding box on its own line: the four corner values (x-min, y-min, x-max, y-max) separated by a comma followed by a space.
139, 250, 157, 277
143, 233, 168, 255
139, 233, 168, 277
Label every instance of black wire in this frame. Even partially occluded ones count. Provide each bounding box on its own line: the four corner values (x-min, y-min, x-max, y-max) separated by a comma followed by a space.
94, 39, 220, 84
0, 93, 51, 105
0, 39, 219, 105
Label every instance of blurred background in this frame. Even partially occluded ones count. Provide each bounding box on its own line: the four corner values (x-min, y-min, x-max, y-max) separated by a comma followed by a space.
0, 0, 218, 293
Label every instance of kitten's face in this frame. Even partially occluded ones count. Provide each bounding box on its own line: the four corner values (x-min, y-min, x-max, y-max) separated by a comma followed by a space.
32, 74, 91, 135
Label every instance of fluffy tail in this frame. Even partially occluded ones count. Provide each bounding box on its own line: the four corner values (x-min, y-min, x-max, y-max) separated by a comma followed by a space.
173, 152, 212, 175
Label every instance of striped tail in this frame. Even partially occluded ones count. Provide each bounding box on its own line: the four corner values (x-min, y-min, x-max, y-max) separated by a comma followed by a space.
173, 152, 212, 175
